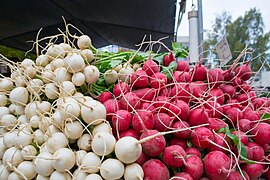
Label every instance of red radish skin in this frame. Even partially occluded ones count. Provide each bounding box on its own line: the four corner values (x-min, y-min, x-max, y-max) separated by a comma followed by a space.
241, 163, 264, 179
142, 58, 160, 76
251, 122, 270, 145
247, 142, 264, 161
153, 96, 171, 113
235, 62, 252, 81
231, 131, 248, 146
189, 81, 207, 99
222, 104, 231, 115
119, 128, 139, 140
174, 172, 193, 180
113, 82, 130, 98
120, 92, 141, 112
168, 99, 190, 121
264, 167, 270, 180
193, 64, 207, 81
150, 72, 167, 89
170, 83, 190, 103
169, 136, 188, 150
183, 155, 204, 180
236, 94, 249, 106
142, 159, 170, 180
162, 145, 186, 168
185, 147, 202, 158
207, 133, 229, 153
140, 102, 155, 113
207, 118, 227, 132
132, 110, 154, 134
133, 88, 156, 101
98, 92, 113, 103
163, 51, 176, 66
131, 70, 149, 88
177, 60, 190, 72
199, 178, 210, 180
191, 127, 214, 148
232, 77, 244, 87
227, 99, 241, 109
207, 68, 224, 88
188, 108, 209, 126
239, 83, 251, 93
153, 113, 174, 132
135, 152, 150, 166
111, 110, 132, 132
204, 151, 230, 180
243, 110, 260, 122
173, 71, 191, 83
220, 84, 236, 100
140, 130, 166, 157
225, 107, 243, 124
205, 102, 223, 119
208, 88, 225, 105
159, 87, 172, 97
252, 98, 267, 110
172, 121, 191, 139
227, 171, 246, 180
238, 119, 252, 132
103, 99, 121, 119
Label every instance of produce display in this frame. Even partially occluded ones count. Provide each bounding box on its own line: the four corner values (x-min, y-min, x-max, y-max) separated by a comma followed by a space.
0, 25, 269, 180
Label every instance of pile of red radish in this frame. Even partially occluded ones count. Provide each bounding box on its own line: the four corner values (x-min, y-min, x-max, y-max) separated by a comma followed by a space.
99, 52, 270, 180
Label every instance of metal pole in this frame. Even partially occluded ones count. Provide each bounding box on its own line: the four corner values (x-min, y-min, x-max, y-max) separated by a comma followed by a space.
197, 0, 203, 57
188, 10, 199, 64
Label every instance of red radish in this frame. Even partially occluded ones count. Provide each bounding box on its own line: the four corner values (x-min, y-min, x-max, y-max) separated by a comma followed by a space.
232, 77, 244, 87
142, 159, 170, 180
182, 155, 204, 180
153, 113, 173, 132
103, 99, 121, 120
207, 133, 229, 153
205, 102, 223, 119
132, 110, 154, 134
131, 70, 149, 88
159, 87, 172, 97
236, 94, 249, 106
140, 102, 155, 113
169, 136, 188, 149
227, 99, 241, 109
264, 167, 270, 179
250, 122, 270, 145
113, 82, 130, 98
207, 118, 227, 132
111, 110, 132, 132
243, 110, 260, 122
238, 83, 251, 93
193, 64, 207, 81
238, 119, 252, 132
170, 83, 190, 103
188, 108, 209, 126
173, 71, 191, 82
185, 147, 202, 158
150, 72, 167, 89
207, 68, 224, 87
247, 142, 264, 161
227, 171, 246, 180
189, 81, 207, 98
222, 104, 231, 114
134, 88, 156, 101
204, 151, 230, 180
142, 58, 160, 76
135, 152, 150, 166
220, 84, 236, 100
231, 131, 248, 146
168, 99, 190, 121
252, 98, 267, 110
241, 163, 264, 179
199, 177, 210, 180
120, 92, 141, 112
119, 128, 140, 140
208, 88, 225, 105
225, 107, 243, 124
139, 130, 166, 157
173, 172, 193, 180
235, 61, 252, 81
224, 69, 235, 82
98, 92, 113, 103
153, 96, 171, 113
172, 121, 191, 139
177, 60, 190, 72
163, 51, 176, 66
191, 127, 214, 148
162, 145, 186, 168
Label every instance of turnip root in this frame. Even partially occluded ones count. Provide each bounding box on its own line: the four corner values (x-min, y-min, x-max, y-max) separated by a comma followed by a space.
77, 35, 91, 49
80, 152, 101, 173
0, 165, 10, 179
50, 171, 72, 180
64, 53, 85, 73
77, 134, 92, 151
124, 163, 144, 180
80, 49, 94, 62
64, 120, 84, 139
3, 147, 23, 170
118, 66, 134, 83
16, 161, 37, 179
0, 93, 8, 106
71, 72, 86, 86
92, 122, 112, 136
21, 145, 37, 160
54, 67, 72, 84
59, 101, 80, 121
0, 78, 13, 92
104, 69, 118, 84
81, 99, 106, 125
91, 131, 116, 156
52, 148, 75, 172
47, 132, 68, 153
83, 65, 100, 84
46, 44, 65, 60
100, 158, 125, 180
73, 169, 88, 180
85, 174, 103, 180
59, 42, 72, 52
59, 81, 76, 96
51, 58, 65, 71
9, 87, 29, 106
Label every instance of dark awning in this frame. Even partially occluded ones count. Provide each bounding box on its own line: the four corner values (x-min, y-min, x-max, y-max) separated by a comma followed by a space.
0, 0, 176, 52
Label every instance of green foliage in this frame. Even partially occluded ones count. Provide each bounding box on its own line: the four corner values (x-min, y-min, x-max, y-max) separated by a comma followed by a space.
0, 45, 36, 61
204, 8, 270, 71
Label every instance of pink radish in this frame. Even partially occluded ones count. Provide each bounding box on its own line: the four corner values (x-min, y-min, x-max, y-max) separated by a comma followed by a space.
134, 88, 156, 101
120, 92, 141, 111
131, 70, 149, 88
220, 84, 236, 100
139, 130, 166, 157
227, 99, 241, 109
162, 145, 186, 168
153, 96, 171, 113
204, 151, 230, 180
250, 122, 270, 145
225, 107, 243, 124
135, 152, 150, 166
238, 119, 252, 132
185, 147, 202, 158
227, 171, 247, 180
153, 113, 174, 132
236, 94, 249, 106
173, 172, 193, 180
207, 68, 224, 88
208, 88, 225, 105
182, 155, 204, 180
235, 61, 252, 80
142, 57, 160, 76
172, 121, 191, 139
207, 118, 227, 132
241, 163, 265, 179
189, 81, 207, 98
169, 136, 188, 150
98, 92, 113, 103
111, 110, 132, 132
170, 83, 190, 103
177, 60, 190, 72
188, 108, 209, 126
207, 133, 230, 153
204, 102, 224, 119
168, 99, 190, 121
231, 131, 248, 146
247, 142, 264, 161
113, 82, 130, 98
140, 102, 155, 113
142, 159, 170, 180
192, 64, 207, 81
191, 127, 214, 148
173, 71, 191, 82
132, 110, 154, 134
163, 51, 176, 66
119, 128, 140, 140
150, 72, 167, 89
103, 99, 121, 119
243, 110, 260, 122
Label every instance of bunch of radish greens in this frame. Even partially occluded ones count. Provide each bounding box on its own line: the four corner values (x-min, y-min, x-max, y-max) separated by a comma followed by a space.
0, 24, 269, 180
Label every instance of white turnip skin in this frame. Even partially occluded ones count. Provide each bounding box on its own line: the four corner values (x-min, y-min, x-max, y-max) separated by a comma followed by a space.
92, 122, 112, 136
52, 148, 75, 172
51, 58, 65, 71
124, 163, 144, 180
77, 134, 92, 151
64, 53, 85, 73
14, 129, 33, 148
118, 66, 134, 83
0, 78, 13, 92
9, 87, 29, 106
46, 44, 65, 60
34, 129, 45, 146
17, 115, 28, 124
85, 174, 103, 180
0, 164, 10, 179
100, 158, 125, 180
73, 169, 88, 180
59, 81, 76, 96
50, 171, 72, 180
44, 83, 59, 99
0, 137, 6, 159
3, 131, 18, 148
77, 35, 92, 49
75, 150, 87, 166
72, 72, 85, 86
3, 147, 24, 170
80, 49, 94, 62
59, 42, 72, 52
104, 69, 118, 84
21, 145, 37, 160
36, 54, 49, 67
83, 65, 100, 84
8, 172, 22, 180
54, 67, 72, 84
41, 69, 54, 84
1, 114, 17, 130
91, 131, 116, 156
142, 159, 170, 180
9, 104, 25, 116
59, 102, 80, 121
36, 174, 50, 180
81, 99, 106, 125
0, 93, 8, 106
16, 161, 37, 179
0, 107, 10, 118
64, 120, 84, 140
80, 152, 101, 173
47, 132, 68, 153
29, 115, 40, 129
115, 136, 142, 164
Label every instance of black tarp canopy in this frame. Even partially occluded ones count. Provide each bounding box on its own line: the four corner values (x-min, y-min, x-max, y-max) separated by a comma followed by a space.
0, 0, 176, 52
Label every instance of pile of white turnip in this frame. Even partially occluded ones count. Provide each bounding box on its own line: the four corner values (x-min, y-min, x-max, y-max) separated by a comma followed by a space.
0, 33, 147, 180
99, 51, 270, 180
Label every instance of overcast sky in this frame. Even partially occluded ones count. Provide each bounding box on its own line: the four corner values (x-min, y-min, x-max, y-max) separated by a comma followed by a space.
177, 0, 270, 36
